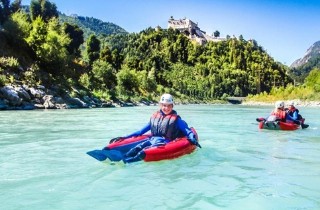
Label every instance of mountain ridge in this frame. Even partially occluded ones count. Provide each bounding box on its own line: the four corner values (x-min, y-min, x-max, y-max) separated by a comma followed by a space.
290, 41, 320, 68
288, 41, 320, 82
59, 12, 128, 38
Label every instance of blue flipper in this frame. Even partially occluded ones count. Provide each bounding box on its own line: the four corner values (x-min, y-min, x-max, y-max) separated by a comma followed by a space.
87, 150, 108, 161
87, 149, 124, 162
103, 150, 124, 161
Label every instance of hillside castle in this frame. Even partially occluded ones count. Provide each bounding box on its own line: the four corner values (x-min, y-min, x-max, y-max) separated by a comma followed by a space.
167, 17, 225, 45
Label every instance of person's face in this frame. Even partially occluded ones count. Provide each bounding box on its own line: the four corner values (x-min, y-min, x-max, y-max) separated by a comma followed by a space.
160, 103, 173, 115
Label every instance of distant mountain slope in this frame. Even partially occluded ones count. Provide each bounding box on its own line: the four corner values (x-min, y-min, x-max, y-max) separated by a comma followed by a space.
59, 13, 128, 38
289, 41, 320, 82
291, 41, 320, 68
21, 5, 127, 37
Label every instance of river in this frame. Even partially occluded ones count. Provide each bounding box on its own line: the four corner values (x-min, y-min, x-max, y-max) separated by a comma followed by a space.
1, 105, 319, 210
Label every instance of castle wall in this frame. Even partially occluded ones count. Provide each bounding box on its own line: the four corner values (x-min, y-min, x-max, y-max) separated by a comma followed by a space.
168, 17, 225, 45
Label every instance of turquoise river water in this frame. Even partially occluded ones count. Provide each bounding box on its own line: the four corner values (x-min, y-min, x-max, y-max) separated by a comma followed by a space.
0, 105, 320, 210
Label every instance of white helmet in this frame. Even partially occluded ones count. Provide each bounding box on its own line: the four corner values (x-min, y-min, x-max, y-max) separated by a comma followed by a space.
159, 93, 174, 104
275, 101, 284, 109
288, 101, 295, 106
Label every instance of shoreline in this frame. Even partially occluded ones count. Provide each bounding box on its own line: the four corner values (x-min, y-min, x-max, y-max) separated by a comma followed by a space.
1, 101, 320, 111
1, 83, 320, 110
242, 100, 320, 107
1, 99, 320, 111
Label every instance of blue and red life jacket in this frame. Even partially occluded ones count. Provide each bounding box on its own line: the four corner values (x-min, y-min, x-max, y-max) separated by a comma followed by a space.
150, 110, 184, 141
287, 107, 299, 116
287, 106, 303, 120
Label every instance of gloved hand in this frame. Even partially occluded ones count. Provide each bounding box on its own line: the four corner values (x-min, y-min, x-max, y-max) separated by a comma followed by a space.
256, 118, 265, 122
109, 136, 124, 144
187, 133, 201, 148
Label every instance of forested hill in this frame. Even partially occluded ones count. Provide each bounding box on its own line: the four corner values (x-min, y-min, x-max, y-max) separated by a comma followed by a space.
0, 0, 299, 109
21, 5, 127, 37
101, 29, 292, 99
59, 13, 127, 38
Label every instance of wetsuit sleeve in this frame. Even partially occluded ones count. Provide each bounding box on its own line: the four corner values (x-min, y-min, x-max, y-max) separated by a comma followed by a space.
292, 111, 298, 120
286, 110, 298, 121
176, 118, 193, 138
123, 122, 151, 138
177, 118, 200, 147
286, 114, 294, 121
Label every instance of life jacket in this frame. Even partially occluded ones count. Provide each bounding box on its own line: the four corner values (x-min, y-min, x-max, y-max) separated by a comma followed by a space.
288, 107, 303, 120
150, 110, 184, 141
287, 107, 299, 117
271, 109, 286, 121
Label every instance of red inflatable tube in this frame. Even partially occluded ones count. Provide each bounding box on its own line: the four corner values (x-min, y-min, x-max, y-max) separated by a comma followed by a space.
105, 128, 199, 162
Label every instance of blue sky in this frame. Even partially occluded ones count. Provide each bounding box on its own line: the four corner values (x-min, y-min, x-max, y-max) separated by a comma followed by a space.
22, 0, 320, 65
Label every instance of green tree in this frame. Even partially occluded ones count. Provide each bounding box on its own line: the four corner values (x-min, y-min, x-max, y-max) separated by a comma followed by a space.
79, 73, 90, 89
116, 67, 139, 96
91, 59, 116, 90
29, 0, 41, 21
100, 45, 113, 64
137, 69, 157, 93
3, 11, 31, 40
213, 30, 220, 38
26, 16, 47, 53
111, 48, 122, 70
305, 68, 320, 92
63, 22, 84, 57
30, 0, 58, 22
85, 34, 100, 65
10, 0, 21, 13
26, 17, 70, 74
41, 0, 57, 21
44, 17, 70, 66
0, 0, 17, 24
0, 0, 9, 20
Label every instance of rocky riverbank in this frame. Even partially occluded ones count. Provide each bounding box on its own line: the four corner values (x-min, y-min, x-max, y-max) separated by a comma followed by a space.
2, 84, 319, 110
0, 85, 156, 110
